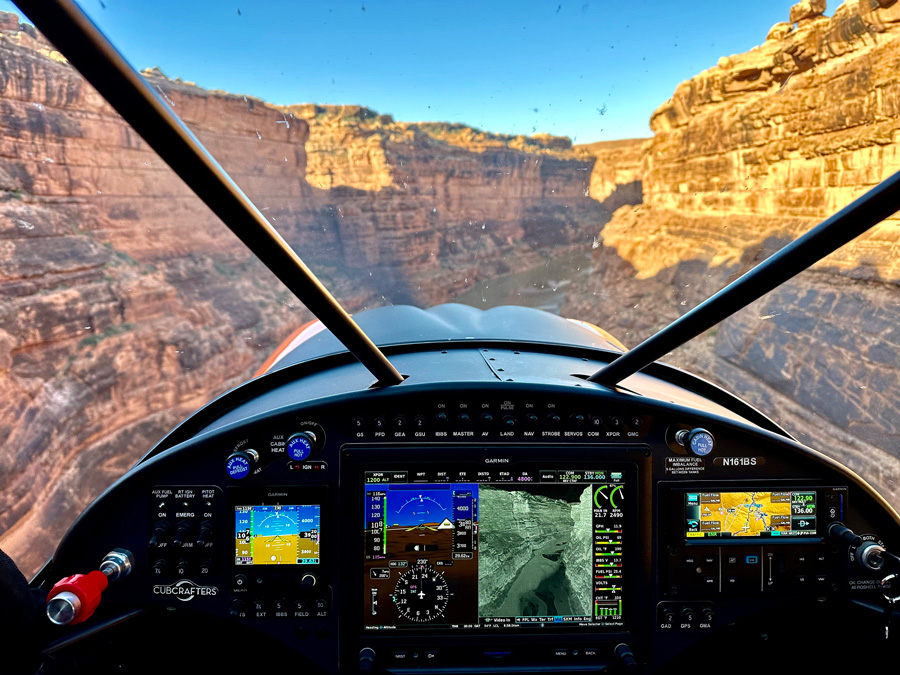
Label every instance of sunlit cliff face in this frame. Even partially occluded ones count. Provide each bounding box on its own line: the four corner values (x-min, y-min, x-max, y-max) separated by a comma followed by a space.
0, 0, 899, 576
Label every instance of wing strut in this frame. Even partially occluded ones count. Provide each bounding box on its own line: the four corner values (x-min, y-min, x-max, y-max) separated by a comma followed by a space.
14, 0, 404, 387
589, 170, 900, 387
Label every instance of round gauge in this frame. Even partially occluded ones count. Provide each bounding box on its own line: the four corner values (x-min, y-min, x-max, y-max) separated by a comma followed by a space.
391, 563, 449, 622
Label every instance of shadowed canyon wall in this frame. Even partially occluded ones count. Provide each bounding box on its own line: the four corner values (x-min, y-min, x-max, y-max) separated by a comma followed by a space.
1, 0, 897, 577
566, 0, 900, 503
0, 13, 638, 574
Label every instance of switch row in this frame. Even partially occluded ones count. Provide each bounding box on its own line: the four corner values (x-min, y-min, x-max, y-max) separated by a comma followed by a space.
352, 413, 644, 431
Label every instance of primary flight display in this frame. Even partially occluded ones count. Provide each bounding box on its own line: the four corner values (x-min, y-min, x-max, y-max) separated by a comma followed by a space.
235, 504, 321, 565
361, 464, 630, 631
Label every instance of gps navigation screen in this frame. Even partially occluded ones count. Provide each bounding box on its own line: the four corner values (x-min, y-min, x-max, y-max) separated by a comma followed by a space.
235, 504, 321, 565
685, 491, 817, 538
362, 466, 629, 631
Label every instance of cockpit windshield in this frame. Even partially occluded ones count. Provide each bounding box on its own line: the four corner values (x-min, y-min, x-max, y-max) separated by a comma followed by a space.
0, 0, 897, 576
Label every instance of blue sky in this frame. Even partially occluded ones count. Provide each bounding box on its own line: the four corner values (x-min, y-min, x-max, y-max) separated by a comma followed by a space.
4, 0, 799, 142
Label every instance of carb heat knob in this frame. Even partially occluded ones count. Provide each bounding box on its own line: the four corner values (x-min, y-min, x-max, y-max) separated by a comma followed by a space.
225, 448, 259, 479
287, 432, 317, 461
676, 428, 715, 456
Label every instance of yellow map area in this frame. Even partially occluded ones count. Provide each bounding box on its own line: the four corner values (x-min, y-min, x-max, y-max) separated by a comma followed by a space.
235, 534, 320, 564
699, 492, 792, 537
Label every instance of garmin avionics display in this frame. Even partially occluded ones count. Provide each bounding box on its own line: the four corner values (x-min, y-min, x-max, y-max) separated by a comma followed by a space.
685, 491, 817, 539
235, 504, 321, 564
362, 466, 628, 631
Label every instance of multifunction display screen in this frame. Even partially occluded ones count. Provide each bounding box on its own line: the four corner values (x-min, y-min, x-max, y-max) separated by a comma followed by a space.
235, 504, 321, 565
362, 466, 629, 631
685, 491, 817, 539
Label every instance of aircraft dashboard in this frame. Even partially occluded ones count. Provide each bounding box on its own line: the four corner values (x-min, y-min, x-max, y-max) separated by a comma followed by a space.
33, 345, 900, 673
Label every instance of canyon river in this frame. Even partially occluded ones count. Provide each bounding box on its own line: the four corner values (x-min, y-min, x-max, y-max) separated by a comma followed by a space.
453, 249, 593, 315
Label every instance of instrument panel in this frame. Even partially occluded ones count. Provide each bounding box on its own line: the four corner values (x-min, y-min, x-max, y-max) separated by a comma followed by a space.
38, 375, 900, 673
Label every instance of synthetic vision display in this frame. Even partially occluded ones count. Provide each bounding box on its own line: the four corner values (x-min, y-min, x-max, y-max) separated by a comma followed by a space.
235, 504, 321, 565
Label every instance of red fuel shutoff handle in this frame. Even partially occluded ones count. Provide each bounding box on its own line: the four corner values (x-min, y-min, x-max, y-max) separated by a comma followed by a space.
47, 570, 109, 624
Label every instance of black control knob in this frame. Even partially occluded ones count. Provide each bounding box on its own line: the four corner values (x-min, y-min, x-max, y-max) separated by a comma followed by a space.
613, 643, 638, 671
196, 519, 215, 546
858, 541, 887, 571
827, 522, 862, 548
608, 415, 623, 429
300, 573, 317, 597
152, 558, 169, 576
413, 415, 427, 429
681, 606, 696, 622
225, 448, 259, 480
662, 608, 676, 623
230, 599, 246, 618
701, 607, 714, 623
149, 520, 171, 548
175, 559, 191, 576
359, 648, 376, 674
675, 428, 715, 456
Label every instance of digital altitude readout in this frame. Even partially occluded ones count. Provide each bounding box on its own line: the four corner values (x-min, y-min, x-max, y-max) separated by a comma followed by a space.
686, 491, 817, 538
235, 504, 320, 565
362, 465, 628, 632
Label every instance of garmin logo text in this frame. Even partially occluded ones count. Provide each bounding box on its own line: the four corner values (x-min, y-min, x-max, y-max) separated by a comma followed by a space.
153, 579, 218, 602
484, 458, 509, 464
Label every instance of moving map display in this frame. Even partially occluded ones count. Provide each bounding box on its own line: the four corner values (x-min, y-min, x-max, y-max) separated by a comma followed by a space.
235, 504, 320, 565
362, 466, 628, 631
685, 491, 817, 538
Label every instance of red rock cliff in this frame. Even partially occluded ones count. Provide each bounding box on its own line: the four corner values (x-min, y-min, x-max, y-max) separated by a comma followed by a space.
0, 14, 640, 573
567, 0, 900, 501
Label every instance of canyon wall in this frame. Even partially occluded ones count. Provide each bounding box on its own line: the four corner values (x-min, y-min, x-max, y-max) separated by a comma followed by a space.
0, 14, 637, 574
567, 0, 900, 502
